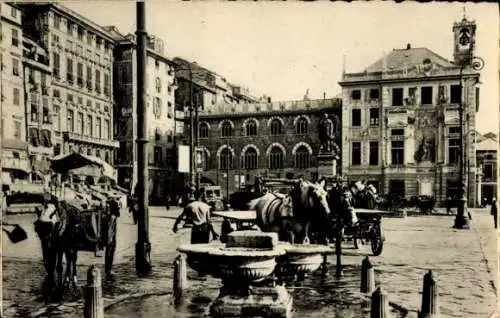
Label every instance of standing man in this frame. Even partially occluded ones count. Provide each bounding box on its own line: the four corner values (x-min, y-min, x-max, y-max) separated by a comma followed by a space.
172, 190, 219, 243
128, 185, 139, 225
491, 197, 497, 229
105, 198, 120, 277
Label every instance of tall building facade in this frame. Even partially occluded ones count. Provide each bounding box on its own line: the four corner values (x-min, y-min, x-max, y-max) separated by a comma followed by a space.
475, 136, 497, 205
23, 36, 53, 179
20, 3, 118, 183
196, 98, 342, 196
1, 3, 30, 181
339, 17, 481, 205
109, 29, 178, 202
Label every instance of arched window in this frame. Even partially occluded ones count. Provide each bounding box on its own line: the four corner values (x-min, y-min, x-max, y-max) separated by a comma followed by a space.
199, 122, 209, 138
295, 145, 310, 169
296, 117, 308, 134
219, 148, 233, 170
269, 146, 284, 169
221, 121, 232, 137
270, 119, 283, 135
243, 147, 258, 170
245, 120, 257, 136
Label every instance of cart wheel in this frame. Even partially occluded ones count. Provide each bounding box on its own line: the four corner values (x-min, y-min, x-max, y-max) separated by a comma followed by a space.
370, 224, 384, 256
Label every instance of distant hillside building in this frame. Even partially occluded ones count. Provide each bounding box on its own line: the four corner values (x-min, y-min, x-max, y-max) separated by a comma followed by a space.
339, 17, 481, 206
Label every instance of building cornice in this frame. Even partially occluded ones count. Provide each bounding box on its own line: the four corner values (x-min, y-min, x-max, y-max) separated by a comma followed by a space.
21, 3, 116, 44
339, 72, 480, 87
1, 15, 22, 27
198, 106, 339, 120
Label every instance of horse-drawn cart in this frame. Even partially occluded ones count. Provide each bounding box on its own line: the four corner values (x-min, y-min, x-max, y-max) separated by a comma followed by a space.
344, 209, 388, 256
214, 208, 388, 256
35, 152, 123, 293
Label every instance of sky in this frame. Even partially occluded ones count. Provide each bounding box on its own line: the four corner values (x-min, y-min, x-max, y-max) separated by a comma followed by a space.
63, 1, 499, 134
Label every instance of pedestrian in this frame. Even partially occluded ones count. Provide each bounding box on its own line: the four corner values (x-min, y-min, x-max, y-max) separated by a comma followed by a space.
446, 196, 452, 214
128, 185, 139, 225
491, 197, 497, 229
165, 193, 170, 211
172, 189, 219, 244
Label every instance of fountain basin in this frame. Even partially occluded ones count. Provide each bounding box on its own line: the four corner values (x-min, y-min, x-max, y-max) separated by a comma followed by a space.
177, 243, 286, 282
277, 244, 334, 277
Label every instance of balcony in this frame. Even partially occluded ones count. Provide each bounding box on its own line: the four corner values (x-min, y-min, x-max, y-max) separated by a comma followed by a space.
63, 131, 119, 148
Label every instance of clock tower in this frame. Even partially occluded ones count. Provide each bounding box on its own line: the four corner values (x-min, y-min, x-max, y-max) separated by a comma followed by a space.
453, 12, 477, 66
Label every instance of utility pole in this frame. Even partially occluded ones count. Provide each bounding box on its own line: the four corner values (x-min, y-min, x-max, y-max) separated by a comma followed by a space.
194, 81, 200, 193
135, 1, 152, 276
226, 139, 229, 200
453, 64, 470, 229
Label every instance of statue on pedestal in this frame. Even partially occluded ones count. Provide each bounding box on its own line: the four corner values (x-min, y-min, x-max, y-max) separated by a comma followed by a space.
319, 113, 336, 154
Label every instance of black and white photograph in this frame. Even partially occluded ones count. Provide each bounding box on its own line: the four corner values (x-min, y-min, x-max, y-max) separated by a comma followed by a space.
1, 1, 498, 317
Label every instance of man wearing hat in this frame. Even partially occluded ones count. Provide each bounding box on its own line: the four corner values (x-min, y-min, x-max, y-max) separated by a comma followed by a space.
173, 189, 219, 244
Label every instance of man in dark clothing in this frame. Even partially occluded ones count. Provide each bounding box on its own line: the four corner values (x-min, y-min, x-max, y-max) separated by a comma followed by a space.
491, 198, 497, 229
173, 190, 219, 244
128, 186, 139, 224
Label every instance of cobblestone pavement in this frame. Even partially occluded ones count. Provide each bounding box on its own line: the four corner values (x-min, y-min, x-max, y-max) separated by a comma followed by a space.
1, 207, 498, 317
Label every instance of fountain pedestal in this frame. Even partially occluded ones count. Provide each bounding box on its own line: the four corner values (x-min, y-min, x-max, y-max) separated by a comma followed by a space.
211, 282, 293, 317
177, 231, 333, 318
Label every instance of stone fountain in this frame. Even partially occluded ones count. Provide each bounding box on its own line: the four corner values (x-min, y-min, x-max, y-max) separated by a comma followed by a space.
177, 231, 333, 317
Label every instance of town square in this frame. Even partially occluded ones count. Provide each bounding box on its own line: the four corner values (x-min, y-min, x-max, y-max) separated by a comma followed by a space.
1, 1, 498, 317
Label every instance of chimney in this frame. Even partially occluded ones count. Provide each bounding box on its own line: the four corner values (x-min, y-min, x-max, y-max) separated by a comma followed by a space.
406, 43, 411, 50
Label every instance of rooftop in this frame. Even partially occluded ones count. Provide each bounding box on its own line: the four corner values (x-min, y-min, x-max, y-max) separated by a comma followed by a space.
199, 98, 341, 117
476, 137, 498, 152
365, 45, 455, 73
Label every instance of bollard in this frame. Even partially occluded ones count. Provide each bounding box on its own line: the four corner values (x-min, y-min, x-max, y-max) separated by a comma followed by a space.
421, 270, 439, 317
174, 254, 187, 303
361, 256, 375, 294
370, 287, 390, 318
84, 265, 104, 318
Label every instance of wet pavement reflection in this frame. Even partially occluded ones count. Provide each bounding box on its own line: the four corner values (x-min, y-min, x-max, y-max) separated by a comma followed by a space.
2, 209, 497, 318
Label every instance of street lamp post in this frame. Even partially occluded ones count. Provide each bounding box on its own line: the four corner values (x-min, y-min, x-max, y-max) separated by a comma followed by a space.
135, 1, 152, 276
177, 64, 201, 196
453, 56, 484, 229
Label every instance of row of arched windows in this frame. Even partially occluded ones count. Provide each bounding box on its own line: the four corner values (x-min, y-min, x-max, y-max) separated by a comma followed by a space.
202, 144, 312, 170
199, 117, 310, 138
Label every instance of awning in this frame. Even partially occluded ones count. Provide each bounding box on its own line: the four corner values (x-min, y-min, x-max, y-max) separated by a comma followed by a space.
51, 152, 117, 182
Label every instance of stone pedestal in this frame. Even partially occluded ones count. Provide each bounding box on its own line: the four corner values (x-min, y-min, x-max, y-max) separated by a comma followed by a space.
317, 152, 338, 177
210, 285, 293, 318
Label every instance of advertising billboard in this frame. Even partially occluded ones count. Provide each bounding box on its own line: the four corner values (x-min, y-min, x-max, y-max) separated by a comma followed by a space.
178, 145, 190, 173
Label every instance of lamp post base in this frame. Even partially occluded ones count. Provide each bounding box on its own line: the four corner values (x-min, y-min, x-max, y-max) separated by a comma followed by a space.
135, 241, 152, 276
453, 197, 471, 230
